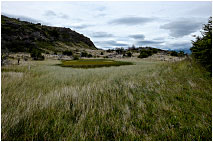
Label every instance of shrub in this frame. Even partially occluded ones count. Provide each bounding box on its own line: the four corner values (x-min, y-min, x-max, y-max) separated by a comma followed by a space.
178, 51, 185, 57
190, 17, 212, 72
87, 54, 93, 58
138, 49, 153, 58
63, 50, 73, 56
81, 52, 88, 57
170, 51, 178, 56
73, 55, 79, 60
138, 52, 149, 58
30, 48, 45, 60
101, 52, 104, 55
127, 52, 132, 57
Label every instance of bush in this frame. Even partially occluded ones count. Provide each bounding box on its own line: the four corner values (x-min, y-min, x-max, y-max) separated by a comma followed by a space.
138, 52, 149, 58
127, 52, 132, 57
81, 52, 88, 57
73, 55, 79, 60
190, 17, 212, 72
30, 48, 45, 60
63, 50, 73, 56
101, 52, 104, 55
178, 51, 185, 57
170, 51, 178, 56
138, 49, 152, 58
87, 54, 93, 58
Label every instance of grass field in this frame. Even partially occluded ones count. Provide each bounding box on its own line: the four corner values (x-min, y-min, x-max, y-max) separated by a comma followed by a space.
1, 58, 212, 140
61, 59, 133, 68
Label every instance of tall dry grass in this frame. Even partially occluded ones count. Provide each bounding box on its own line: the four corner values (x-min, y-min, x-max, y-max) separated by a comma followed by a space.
1, 58, 212, 140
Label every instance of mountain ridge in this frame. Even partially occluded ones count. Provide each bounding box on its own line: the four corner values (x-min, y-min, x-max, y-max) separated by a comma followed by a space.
1, 15, 97, 54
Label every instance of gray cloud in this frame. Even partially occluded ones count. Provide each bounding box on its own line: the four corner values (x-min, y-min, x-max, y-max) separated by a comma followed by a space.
153, 37, 165, 41
44, 10, 69, 19
110, 16, 154, 25
137, 40, 164, 46
2, 12, 46, 24
44, 10, 57, 17
160, 18, 204, 37
96, 40, 129, 47
129, 34, 145, 40
96, 13, 107, 17
96, 6, 107, 12
70, 24, 92, 29
91, 32, 113, 38
167, 42, 192, 49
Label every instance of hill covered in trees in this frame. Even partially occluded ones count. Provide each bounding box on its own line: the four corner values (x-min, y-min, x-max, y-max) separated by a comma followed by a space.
1, 15, 97, 54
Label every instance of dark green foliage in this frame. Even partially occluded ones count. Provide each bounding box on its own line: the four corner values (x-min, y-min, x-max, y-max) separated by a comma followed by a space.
81, 52, 88, 57
30, 48, 45, 60
107, 49, 113, 53
115, 48, 124, 54
138, 49, 154, 58
1, 48, 9, 65
178, 51, 185, 57
81, 52, 92, 58
127, 52, 132, 57
63, 50, 73, 56
137, 47, 160, 59
87, 54, 93, 58
73, 55, 79, 60
170, 51, 178, 56
138, 52, 149, 58
190, 17, 212, 72
101, 52, 104, 55
152, 48, 158, 54
49, 29, 59, 39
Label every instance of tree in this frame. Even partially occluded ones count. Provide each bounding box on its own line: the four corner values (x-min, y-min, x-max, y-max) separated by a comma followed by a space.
190, 17, 212, 72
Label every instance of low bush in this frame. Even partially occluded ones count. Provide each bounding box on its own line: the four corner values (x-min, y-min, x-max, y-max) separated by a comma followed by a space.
30, 48, 45, 60
63, 50, 73, 56
138, 52, 149, 58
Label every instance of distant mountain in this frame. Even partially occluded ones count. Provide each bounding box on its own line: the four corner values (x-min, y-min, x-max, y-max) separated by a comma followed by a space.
167, 48, 191, 54
173, 48, 191, 54
1, 15, 97, 53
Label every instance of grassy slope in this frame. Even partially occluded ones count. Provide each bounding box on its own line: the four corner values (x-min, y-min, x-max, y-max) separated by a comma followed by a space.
1, 59, 212, 140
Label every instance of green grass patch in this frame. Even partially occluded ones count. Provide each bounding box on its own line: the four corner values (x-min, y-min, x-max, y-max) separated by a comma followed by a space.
60, 59, 133, 68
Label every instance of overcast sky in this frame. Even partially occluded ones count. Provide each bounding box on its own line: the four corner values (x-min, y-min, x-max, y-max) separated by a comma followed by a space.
1, 1, 212, 50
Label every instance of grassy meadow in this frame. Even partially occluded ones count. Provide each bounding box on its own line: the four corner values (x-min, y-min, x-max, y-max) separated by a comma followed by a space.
1, 58, 212, 140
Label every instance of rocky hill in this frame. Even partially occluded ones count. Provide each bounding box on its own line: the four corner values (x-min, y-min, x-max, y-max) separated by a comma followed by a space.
1, 15, 97, 54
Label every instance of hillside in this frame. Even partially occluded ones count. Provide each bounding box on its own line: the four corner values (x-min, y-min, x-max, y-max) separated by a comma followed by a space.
1, 15, 97, 54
